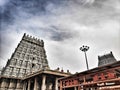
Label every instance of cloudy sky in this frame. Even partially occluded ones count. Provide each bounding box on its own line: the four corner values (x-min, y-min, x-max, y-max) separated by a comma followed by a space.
0, 0, 120, 73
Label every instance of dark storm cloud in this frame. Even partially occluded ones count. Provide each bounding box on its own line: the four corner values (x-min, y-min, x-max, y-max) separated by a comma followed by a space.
48, 26, 75, 41
0, 0, 96, 31
0, 0, 64, 30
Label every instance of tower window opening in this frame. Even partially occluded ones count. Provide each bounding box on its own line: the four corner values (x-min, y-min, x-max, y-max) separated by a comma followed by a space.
33, 57, 35, 60
32, 63, 35, 68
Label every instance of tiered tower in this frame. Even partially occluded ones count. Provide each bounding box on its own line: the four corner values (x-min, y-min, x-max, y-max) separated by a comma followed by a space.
98, 52, 117, 66
2, 33, 49, 77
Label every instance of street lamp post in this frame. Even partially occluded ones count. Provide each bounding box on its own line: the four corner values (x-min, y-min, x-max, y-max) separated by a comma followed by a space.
80, 45, 89, 70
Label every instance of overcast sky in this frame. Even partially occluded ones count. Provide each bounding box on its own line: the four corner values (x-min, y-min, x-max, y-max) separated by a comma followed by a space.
0, 0, 120, 73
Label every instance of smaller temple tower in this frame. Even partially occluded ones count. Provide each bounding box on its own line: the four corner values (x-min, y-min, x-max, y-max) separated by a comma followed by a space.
1, 33, 49, 78
98, 51, 117, 66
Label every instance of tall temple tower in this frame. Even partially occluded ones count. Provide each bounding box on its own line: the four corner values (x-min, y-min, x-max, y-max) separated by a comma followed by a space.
98, 52, 117, 66
1, 33, 49, 77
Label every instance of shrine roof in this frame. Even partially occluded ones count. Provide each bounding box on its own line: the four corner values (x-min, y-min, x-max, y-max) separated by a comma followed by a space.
23, 69, 72, 80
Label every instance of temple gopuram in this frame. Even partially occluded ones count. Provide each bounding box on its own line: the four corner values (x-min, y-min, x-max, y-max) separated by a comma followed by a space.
0, 34, 71, 90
